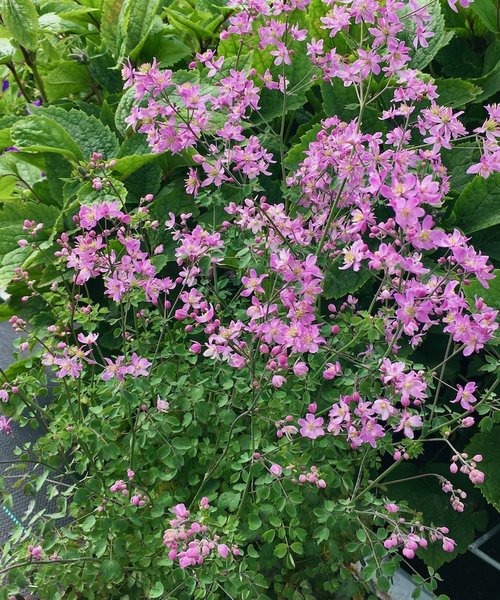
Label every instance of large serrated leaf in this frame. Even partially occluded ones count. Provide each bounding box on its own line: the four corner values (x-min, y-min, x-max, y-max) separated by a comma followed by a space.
118, 0, 162, 61
323, 266, 372, 299
43, 60, 93, 102
115, 86, 137, 136
435, 78, 482, 108
402, 1, 454, 70
466, 427, 500, 510
470, 0, 499, 33
441, 145, 480, 193
34, 106, 119, 159
0, 38, 16, 65
11, 116, 83, 161
0, 201, 60, 286
454, 172, 500, 233
101, 0, 126, 56
284, 123, 322, 171
112, 134, 159, 177
1, 0, 39, 51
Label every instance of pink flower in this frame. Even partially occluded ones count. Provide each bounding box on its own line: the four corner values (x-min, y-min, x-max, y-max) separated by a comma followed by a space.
271, 375, 286, 388
298, 413, 325, 440
394, 412, 423, 439
27, 545, 43, 561
447, 0, 472, 12
170, 503, 189, 520
452, 382, 477, 411
241, 269, 267, 297
0, 415, 12, 435
157, 396, 170, 413
469, 469, 485, 485
293, 361, 309, 376
269, 463, 283, 477
323, 362, 341, 380
218, 543, 230, 558
129, 353, 152, 377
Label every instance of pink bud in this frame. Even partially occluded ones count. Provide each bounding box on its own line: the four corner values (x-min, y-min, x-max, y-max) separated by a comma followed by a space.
190, 342, 202, 354
269, 463, 283, 477
217, 544, 230, 558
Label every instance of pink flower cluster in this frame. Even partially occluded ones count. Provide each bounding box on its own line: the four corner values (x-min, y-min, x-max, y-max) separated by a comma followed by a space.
163, 502, 238, 569
450, 452, 485, 485
109, 476, 146, 507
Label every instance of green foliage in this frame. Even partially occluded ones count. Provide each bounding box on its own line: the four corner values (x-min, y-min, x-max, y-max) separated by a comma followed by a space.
454, 173, 500, 233
466, 426, 500, 509
0, 1, 499, 598
1, 0, 39, 51
387, 463, 489, 569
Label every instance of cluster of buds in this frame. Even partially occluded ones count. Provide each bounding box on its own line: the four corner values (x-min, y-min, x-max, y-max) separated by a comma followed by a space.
275, 414, 298, 439
383, 520, 455, 559
163, 502, 239, 569
441, 479, 467, 512
291, 465, 327, 489
110, 479, 128, 496
393, 446, 410, 461
450, 452, 485, 485
77, 152, 117, 191
8, 316, 26, 333
27, 545, 43, 561
109, 470, 146, 507
22, 219, 44, 237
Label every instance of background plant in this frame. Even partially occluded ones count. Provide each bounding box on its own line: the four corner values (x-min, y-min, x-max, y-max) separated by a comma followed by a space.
0, 0, 499, 599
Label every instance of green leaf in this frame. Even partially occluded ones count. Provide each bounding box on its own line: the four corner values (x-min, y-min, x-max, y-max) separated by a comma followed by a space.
140, 32, 191, 67
100, 559, 121, 582
470, 62, 500, 103
101, 0, 125, 56
324, 265, 371, 299
119, 0, 162, 61
463, 269, 500, 310
274, 543, 288, 558
1, 0, 39, 51
466, 426, 500, 510
454, 173, 500, 233
470, 0, 499, 33
148, 581, 164, 598
0, 201, 60, 286
321, 80, 382, 134
43, 61, 93, 102
441, 145, 480, 193
434, 79, 482, 108
403, 1, 454, 70
115, 86, 137, 136
290, 542, 303, 555
11, 116, 83, 161
35, 106, 119, 159
248, 513, 262, 531
0, 38, 16, 65
217, 491, 241, 511
284, 123, 322, 171
82, 515, 96, 531
356, 528, 367, 543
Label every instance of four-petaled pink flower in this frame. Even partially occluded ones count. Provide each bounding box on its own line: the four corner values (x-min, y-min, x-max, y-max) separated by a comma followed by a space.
452, 382, 477, 411
241, 269, 267, 297
298, 413, 325, 440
